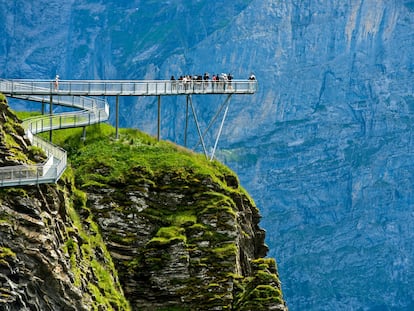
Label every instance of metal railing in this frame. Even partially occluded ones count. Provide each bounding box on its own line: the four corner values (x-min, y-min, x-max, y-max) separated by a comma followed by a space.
0, 135, 66, 187
0, 78, 256, 187
0, 83, 109, 187
0, 79, 257, 96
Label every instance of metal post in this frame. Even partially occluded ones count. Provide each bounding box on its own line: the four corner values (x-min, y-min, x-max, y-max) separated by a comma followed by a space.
115, 96, 119, 139
49, 94, 53, 142
184, 95, 189, 147
157, 95, 161, 141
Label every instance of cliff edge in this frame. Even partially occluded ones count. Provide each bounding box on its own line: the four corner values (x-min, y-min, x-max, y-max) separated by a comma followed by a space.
0, 95, 287, 310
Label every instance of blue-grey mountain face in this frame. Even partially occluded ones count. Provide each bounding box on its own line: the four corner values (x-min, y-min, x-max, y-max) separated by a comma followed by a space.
1, 0, 414, 310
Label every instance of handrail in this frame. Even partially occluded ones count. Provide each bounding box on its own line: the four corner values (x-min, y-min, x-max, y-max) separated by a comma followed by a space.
0, 81, 109, 187
0, 79, 257, 96
0, 78, 256, 187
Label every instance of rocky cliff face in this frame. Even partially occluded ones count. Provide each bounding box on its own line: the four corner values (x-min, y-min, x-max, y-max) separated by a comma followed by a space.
67, 122, 288, 310
85, 164, 280, 310
0, 97, 287, 310
0, 184, 128, 311
0, 94, 43, 166
0, 97, 129, 310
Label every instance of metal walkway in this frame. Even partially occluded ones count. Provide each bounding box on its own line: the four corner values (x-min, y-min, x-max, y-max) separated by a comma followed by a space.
0, 79, 110, 187
1, 79, 257, 96
0, 78, 257, 187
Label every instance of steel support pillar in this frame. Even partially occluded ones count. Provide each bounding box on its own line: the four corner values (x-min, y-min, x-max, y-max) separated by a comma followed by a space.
157, 95, 161, 141
115, 96, 119, 139
184, 95, 189, 147
82, 126, 86, 141
49, 94, 53, 142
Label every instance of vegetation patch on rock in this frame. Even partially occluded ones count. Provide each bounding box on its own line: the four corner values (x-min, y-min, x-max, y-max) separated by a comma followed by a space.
47, 123, 287, 310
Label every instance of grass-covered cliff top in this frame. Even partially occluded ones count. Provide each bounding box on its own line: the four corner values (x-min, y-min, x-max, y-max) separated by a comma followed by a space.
46, 122, 251, 197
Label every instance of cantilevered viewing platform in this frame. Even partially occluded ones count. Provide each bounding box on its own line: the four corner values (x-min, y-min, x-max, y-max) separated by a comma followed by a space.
0, 78, 257, 187
0, 79, 257, 96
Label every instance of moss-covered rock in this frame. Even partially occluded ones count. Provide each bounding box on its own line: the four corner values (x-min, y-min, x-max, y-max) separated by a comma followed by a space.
58, 124, 288, 310
0, 102, 288, 310
0, 180, 130, 310
0, 100, 129, 310
0, 94, 45, 166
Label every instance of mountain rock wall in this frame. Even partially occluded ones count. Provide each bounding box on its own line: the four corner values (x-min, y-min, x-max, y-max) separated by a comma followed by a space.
0, 97, 129, 310
85, 166, 286, 310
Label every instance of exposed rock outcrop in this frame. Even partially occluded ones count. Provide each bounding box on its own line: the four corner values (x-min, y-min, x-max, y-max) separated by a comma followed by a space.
0, 94, 41, 166
0, 96, 287, 310
0, 96, 129, 310
72, 127, 288, 310
86, 168, 286, 310
0, 182, 130, 310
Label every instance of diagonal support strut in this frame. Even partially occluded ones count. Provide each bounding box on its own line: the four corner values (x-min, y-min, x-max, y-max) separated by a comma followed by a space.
188, 95, 209, 158
188, 94, 233, 161
210, 95, 231, 161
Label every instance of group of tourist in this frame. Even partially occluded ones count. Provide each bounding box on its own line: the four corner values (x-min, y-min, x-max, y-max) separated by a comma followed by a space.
170, 72, 236, 91
169, 72, 256, 92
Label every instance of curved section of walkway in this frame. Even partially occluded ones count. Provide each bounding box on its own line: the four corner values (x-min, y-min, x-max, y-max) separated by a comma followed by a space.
0, 78, 256, 187
0, 81, 109, 187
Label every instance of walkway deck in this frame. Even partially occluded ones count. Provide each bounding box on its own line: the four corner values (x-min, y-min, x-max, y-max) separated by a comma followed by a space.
0, 79, 257, 96
0, 78, 257, 187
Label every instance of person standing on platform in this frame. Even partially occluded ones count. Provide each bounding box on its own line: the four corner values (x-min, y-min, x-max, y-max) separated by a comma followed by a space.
203, 72, 210, 90
212, 74, 218, 91
248, 73, 256, 91
171, 75, 176, 91
54, 75, 60, 90
227, 73, 233, 90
